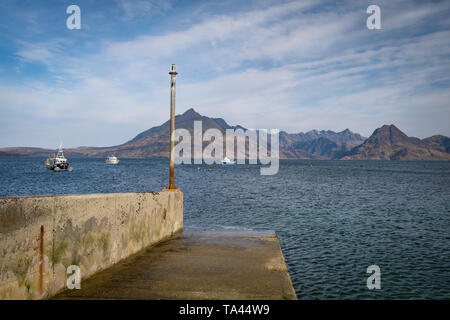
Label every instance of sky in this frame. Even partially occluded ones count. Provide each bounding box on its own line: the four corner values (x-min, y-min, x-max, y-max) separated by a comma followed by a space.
0, 0, 449, 148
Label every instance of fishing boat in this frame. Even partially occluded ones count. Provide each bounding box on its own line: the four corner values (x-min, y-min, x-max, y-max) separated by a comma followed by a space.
45, 146, 69, 171
106, 155, 119, 165
221, 157, 235, 165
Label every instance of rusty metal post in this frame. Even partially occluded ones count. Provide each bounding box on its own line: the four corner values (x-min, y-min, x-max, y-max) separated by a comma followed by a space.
39, 225, 44, 296
166, 64, 178, 190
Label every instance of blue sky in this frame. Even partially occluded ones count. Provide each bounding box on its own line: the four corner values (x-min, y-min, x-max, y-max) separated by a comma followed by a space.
0, 0, 449, 148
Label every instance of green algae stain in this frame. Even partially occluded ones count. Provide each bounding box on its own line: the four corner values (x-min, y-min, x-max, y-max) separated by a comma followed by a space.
70, 248, 81, 267
10, 252, 33, 287
130, 222, 146, 245
121, 233, 128, 249
53, 240, 68, 265
97, 230, 110, 258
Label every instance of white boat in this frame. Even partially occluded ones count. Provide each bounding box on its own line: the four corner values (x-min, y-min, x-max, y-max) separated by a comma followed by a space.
221, 157, 235, 165
106, 155, 119, 165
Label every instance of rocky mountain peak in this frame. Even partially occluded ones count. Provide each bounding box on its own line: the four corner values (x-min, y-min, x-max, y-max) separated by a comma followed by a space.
180, 108, 202, 119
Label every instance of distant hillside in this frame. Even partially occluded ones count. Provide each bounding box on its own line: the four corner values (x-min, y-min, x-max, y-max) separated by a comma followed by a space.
422, 135, 450, 153
0, 150, 26, 157
1, 110, 449, 160
279, 129, 365, 159
342, 125, 450, 160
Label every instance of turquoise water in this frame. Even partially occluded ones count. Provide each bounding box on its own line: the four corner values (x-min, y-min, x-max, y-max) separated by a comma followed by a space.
1, 158, 449, 299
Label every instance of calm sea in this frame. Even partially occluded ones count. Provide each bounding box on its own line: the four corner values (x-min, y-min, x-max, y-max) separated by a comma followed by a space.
1, 157, 449, 299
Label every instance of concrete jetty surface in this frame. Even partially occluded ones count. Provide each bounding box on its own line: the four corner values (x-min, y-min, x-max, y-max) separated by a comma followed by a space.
53, 229, 297, 300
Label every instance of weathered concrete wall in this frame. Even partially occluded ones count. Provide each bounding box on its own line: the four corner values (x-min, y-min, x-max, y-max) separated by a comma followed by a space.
0, 191, 183, 299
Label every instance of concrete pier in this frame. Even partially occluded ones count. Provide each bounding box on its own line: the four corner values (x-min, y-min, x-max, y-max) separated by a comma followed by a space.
53, 229, 297, 300
0, 191, 183, 299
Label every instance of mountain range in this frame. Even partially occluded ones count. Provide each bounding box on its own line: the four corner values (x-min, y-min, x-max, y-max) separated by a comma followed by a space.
1, 108, 449, 160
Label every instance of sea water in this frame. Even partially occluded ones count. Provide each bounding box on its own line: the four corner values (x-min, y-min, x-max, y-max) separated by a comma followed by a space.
1, 158, 449, 299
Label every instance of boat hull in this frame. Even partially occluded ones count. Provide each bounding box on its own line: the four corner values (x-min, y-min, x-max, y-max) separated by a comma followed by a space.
45, 159, 69, 171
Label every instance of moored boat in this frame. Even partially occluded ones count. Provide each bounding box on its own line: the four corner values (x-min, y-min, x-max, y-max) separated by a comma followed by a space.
106, 155, 119, 165
45, 146, 69, 171
221, 157, 235, 165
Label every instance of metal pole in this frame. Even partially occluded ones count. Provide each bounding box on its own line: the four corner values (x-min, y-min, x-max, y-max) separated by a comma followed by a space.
167, 64, 178, 190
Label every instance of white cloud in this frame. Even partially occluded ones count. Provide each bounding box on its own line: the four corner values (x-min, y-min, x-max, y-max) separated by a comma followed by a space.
1, 0, 450, 148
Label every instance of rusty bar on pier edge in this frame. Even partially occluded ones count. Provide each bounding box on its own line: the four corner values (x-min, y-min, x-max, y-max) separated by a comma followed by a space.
39, 225, 44, 296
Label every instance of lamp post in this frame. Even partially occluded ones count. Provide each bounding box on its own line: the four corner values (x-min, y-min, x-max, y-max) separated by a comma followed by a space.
166, 64, 178, 190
